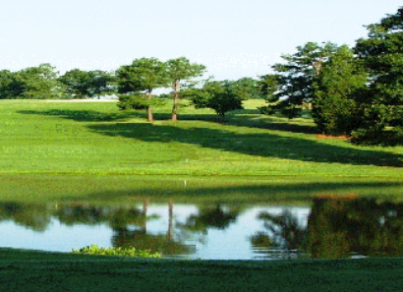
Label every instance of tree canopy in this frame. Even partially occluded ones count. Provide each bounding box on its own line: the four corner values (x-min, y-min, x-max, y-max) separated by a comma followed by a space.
266, 42, 339, 118
353, 7, 403, 144
188, 80, 243, 117
59, 69, 116, 99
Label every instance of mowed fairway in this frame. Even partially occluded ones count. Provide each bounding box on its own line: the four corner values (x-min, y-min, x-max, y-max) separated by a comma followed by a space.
0, 99, 402, 203
1, 99, 402, 177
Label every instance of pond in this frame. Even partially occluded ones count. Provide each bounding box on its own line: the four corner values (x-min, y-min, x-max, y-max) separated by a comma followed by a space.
1, 197, 403, 260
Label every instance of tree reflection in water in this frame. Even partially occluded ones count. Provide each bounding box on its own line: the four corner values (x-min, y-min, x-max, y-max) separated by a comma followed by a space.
252, 209, 306, 259
0, 202, 51, 232
111, 200, 195, 256
1, 197, 403, 259
308, 196, 403, 258
252, 196, 403, 259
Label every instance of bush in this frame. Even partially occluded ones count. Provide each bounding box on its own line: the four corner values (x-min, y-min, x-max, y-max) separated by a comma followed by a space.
72, 245, 161, 258
117, 94, 149, 110
312, 95, 359, 136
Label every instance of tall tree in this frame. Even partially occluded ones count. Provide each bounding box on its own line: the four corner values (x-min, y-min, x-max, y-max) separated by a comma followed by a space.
353, 7, 403, 144
165, 57, 206, 121
117, 58, 168, 121
268, 42, 338, 118
312, 45, 368, 136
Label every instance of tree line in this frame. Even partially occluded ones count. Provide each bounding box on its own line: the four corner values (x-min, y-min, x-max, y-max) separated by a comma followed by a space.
1, 7, 402, 145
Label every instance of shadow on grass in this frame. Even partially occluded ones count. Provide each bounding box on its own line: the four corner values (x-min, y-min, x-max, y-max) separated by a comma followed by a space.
18, 109, 318, 135
17, 109, 142, 122
86, 122, 402, 167
17, 109, 403, 167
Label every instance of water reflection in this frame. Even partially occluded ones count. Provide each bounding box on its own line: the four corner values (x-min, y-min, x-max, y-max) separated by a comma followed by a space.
307, 196, 403, 258
1, 197, 403, 260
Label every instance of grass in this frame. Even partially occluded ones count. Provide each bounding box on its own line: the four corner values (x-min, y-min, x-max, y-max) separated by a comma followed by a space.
1, 248, 403, 291
1, 99, 403, 291
0, 99, 402, 204
1, 99, 402, 177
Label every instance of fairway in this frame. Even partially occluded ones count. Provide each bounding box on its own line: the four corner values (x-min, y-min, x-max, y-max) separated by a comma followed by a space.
1, 99, 402, 178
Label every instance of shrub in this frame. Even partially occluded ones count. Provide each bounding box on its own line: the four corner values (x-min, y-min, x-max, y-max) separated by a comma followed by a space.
72, 245, 161, 258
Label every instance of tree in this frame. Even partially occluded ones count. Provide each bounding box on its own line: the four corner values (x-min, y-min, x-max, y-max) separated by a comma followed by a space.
0, 70, 27, 99
267, 42, 338, 118
257, 74, 280, 114
353, 7, 403, 145
312, 45, 368, 136
2, 64, 66, 99
165, 57, 206, 121
188, 80, 243, 117
117, 58, 168, 121
229, 77, 263, 100
59, 69, 116, 99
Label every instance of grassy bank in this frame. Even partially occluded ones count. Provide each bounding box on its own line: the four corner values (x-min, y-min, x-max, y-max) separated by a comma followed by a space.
1, 248, 403, 291
0, 174, 402, 204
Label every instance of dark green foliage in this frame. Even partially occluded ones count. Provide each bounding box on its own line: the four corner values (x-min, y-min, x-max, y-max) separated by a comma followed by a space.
353, 7, 403, 144
0, 64, 65, 99
0, 70, 27, 99
312, 45, 368, 135
267, 42, 338, 118
59, 69, 116, 99
189, 80, 243, 117
117, 94, 149, 110
116, 58, 168, 94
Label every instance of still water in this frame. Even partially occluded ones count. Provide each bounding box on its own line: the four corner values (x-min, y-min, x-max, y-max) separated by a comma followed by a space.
1, 198, 403, 260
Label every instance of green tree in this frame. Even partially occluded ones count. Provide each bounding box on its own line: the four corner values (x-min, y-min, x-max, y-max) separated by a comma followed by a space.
117, 58, 168, 121
11, 64, 66, 99
165, 57, 206, 121
312, 45, 368, 136
59, 69, 115, 99
268, 42, 338, 118
0, 70, 27, 99
229, 77, 263, 100
257, 74, 280, 114
353, 7, 403, 145
188, 80, 243, 117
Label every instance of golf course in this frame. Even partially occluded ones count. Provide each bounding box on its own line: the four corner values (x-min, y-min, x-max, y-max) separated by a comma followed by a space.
1, 99, 403, 291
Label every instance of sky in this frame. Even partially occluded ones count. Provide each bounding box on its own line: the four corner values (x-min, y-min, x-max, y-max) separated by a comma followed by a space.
0, 0, 402, 81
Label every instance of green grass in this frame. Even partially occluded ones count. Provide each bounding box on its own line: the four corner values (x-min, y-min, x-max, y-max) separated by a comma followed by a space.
2, 248, 403, 291
1, 99, 402, 204
2, 99, 403, 290
1, 99, 402, 177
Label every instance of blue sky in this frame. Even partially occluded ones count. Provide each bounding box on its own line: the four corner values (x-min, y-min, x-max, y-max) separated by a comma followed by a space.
0, 0, 401, 80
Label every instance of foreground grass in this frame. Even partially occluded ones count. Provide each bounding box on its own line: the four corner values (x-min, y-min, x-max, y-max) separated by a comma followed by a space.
1, 248, 403, 291
1, 99, 402, 178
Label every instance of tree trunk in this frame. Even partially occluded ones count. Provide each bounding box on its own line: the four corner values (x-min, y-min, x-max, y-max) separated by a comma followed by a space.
171, 81, 179, 121
167, 200, 174, 241
142, 199, 149, 233
147, 89, 153, 122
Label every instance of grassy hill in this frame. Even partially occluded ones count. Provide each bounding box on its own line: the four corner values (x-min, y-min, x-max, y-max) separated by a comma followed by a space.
0, 99, 402, 203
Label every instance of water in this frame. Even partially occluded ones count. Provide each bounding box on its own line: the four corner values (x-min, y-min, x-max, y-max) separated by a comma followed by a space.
1, 198, 403, 260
